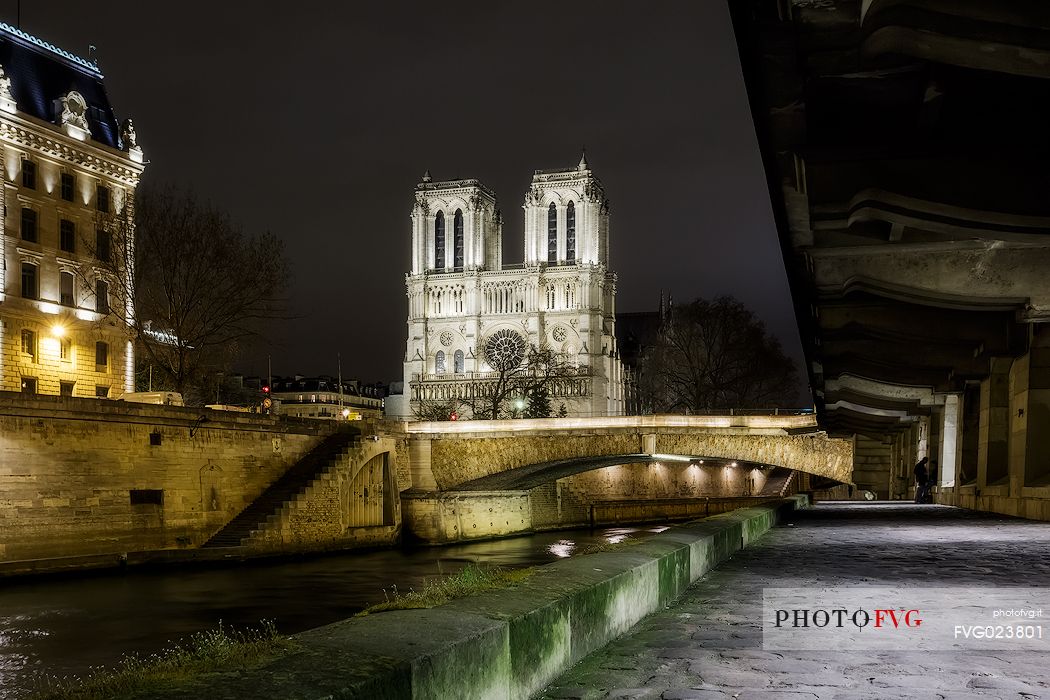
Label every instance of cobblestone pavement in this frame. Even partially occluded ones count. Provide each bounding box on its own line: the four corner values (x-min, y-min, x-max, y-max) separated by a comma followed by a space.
538, 503, 1050, 700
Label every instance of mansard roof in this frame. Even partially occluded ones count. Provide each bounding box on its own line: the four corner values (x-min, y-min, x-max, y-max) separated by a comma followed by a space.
0, 22, 121, 149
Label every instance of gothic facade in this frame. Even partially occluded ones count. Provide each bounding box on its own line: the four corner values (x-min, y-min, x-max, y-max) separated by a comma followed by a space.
0, 23, 145, 398
395, 155, 625, 419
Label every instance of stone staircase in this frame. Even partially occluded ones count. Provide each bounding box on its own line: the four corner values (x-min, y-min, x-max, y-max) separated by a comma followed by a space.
201, 430, 359, 548
757, 467, 795, 497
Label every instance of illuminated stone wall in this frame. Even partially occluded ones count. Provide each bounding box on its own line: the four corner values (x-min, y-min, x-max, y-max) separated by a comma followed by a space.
0, 395, 334, 561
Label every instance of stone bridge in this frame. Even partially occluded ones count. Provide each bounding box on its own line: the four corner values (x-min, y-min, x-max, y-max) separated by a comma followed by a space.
402, 414, 852, 491
395, 414, 852, 543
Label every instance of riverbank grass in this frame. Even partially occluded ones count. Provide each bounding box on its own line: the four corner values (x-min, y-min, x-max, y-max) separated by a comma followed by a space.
358, 562, 534, 615
30, 620, 294, 700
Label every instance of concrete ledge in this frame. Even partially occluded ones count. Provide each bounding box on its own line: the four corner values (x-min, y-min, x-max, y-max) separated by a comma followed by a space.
130, 496, 808, 700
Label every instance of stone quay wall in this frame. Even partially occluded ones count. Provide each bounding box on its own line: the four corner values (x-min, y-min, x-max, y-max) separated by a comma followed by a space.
0, 393, 336, 562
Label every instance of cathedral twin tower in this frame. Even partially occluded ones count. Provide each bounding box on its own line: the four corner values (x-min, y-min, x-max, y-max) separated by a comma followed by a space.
396, 154, 625, 419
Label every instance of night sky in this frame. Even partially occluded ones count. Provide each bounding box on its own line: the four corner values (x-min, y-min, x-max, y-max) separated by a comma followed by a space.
18, 2, 802, 386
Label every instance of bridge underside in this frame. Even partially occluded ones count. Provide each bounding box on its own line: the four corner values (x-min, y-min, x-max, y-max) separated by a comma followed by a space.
731, 0, 1050, 512
451, 453, 801, 492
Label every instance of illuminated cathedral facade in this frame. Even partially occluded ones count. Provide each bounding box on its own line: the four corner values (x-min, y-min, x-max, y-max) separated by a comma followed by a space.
394, 154, 625, 419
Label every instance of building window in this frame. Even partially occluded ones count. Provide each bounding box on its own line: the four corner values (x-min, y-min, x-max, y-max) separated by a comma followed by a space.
95, 340, 108, 368
21, 263, 38, 299
548, 203, 557, 263
60, 271, 75, 306
129, 489, 163, 506
22, 160, 36, 189
61, 173, 75, 202
97, 184, 110, 213
454, 349, 464, 373
95, 385, 109, 398
435, 350, 446, 374
60, 381, 74, 396
434, 211, 445, 270
60, 338, 71, 361
453, 209, 464, 268
95, 279, 110, 314
566, 200, 576, 262
21, 329, 36, 360
21, 377, 37, 394
96, 228, 111, 262
21, 208, 37, 243
60, 219, 76, 253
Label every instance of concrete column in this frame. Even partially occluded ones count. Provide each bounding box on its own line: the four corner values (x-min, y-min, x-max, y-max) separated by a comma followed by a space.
978, 357, 1011, 488
1022, 326, 1050, 489
938, 394, 961, 488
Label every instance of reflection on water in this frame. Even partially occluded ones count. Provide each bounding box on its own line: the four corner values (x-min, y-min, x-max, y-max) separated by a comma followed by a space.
547, 540, 575, 558
0, 524, 665, 698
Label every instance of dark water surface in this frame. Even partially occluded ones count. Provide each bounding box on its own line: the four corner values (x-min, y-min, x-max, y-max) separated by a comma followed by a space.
0, 524, 667, 698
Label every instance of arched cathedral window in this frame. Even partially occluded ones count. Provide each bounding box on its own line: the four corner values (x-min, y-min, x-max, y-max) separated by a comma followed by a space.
454, 349, 464, 373
566, 201, 576, 262
434, 211, 445, 270
454, 209, 464, 269
547, 203, 557, 263
435, 350, 446, 374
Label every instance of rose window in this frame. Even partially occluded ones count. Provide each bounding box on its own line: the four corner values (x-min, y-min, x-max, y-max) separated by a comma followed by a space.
551, 326, 567, 342
485, 329, 527, 371
439, 330, 454, 347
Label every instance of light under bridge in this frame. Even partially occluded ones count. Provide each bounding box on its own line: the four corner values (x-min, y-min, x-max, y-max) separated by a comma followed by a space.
397, 413, 852, 543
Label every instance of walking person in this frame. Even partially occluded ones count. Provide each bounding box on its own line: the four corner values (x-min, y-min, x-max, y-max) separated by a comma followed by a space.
913, 456, 930, 504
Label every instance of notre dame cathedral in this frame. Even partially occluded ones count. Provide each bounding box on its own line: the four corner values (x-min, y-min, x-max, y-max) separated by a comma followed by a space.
392, 154, 626, 419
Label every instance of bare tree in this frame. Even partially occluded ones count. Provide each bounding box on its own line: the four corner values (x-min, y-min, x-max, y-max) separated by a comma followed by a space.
465, 344, 579, 420
637, 296, 799, 412
414, 344, 580, 421
86, 185, 290, 401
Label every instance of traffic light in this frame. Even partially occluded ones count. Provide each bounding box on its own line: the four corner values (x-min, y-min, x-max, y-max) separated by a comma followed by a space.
449, 411, 458, 421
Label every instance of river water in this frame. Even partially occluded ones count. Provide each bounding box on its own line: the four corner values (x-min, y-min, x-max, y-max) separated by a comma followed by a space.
0, 524, 668, 698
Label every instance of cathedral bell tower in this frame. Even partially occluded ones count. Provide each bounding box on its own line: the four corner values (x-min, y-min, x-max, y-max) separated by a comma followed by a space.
523, 151, 610, 267
410, 172, 502, 275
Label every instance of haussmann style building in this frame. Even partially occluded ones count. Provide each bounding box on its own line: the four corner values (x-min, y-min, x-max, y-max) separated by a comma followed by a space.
0, 23, 145, 398
391, 154, 626, 419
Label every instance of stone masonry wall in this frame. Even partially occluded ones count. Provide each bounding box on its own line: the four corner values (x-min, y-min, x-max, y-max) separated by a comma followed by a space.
249, 437, 403, 551
0, 393, 334, 561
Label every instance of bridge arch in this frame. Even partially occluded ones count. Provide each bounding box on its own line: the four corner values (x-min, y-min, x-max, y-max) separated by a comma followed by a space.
405, 415, 852, 491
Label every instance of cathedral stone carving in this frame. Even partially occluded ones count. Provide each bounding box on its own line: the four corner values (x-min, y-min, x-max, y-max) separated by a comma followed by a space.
484, 329, 528, 371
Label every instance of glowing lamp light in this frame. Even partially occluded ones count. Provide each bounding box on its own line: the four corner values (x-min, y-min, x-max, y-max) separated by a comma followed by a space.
341, 408, 350, 419
51, 324, 66, 338
730, 462, 738, 467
